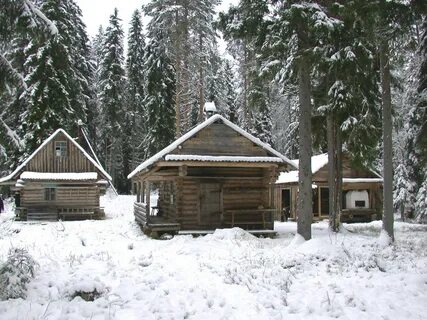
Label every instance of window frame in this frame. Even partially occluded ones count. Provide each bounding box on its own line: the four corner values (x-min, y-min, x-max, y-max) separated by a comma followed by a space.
44, 188, 56, 201
55, 141, 68, 157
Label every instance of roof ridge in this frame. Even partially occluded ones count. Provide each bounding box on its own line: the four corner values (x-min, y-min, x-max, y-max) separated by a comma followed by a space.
128, 114, 296, 179
0, 128, 111, 183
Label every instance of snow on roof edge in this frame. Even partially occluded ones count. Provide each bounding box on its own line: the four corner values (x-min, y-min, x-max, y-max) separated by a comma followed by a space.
128, 114, 296, 179
20, 171, 98, 181
0, 129, 111, 183
165, 155, 284, 163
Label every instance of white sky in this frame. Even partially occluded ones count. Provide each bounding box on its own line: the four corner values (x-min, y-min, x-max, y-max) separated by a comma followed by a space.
75, 0, 239, 41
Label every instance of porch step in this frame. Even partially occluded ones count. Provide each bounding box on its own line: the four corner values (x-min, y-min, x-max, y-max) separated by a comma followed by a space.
178, 229, 277, 238
27, 208, 58, 221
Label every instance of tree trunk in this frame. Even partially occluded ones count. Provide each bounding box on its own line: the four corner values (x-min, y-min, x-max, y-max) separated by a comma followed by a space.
174, 9, 181, 138
296, 52, 313, 241
198, 32, 205, 123
380, 39, 395, 242
327, 113, 342, 232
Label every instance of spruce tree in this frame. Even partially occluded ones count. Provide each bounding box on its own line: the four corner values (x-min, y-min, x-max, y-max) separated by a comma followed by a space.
144, 0, 219, 135
99, 8, 126, 188
0, 0, 57, 172
143, 30, 176, 158
223, 60, 237, 123
126, 10, 146, 170
88, 26, 104, 151
22, 0, 87, 152
414, 16, 427, 222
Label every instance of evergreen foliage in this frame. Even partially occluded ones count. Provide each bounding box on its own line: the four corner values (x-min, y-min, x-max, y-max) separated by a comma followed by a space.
126, 10, 146, 172
143, 30, 176, 158
99, 8, 126, 189
0, 248, 37, 300
22, 0, 90, 153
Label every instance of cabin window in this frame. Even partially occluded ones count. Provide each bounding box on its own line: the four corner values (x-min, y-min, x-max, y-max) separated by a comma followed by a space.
44, 188, 56, 201
55, 141, 67, 157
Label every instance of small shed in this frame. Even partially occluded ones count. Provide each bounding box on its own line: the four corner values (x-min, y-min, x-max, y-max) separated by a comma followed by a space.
274, 154, 383, 223
128, 114, 296, 234
0, 129, 111, 221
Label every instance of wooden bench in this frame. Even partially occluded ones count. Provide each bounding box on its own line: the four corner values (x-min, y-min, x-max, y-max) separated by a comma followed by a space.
341, 208, 377, 223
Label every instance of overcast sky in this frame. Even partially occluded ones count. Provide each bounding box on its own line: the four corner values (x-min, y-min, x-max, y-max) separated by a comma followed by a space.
75, 0, 239, 39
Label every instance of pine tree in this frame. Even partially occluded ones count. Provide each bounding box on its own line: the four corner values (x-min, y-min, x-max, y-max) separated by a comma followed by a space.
126, 10, 146, 171
99, 8, 126, 188
66, 0, 95, 143
143, 30, 175, 158
263, 1, 341, 240
0, 0, 56, 172
88, 26, 104, 151
414, 16, 427, 222
222, 60, 237, 123
415, 177, 427, 223
373, 0, 414, 241
22, 0, 88, 152
144, 0, 219, 136
0, 0, 58, 95
393, 159, 416, 220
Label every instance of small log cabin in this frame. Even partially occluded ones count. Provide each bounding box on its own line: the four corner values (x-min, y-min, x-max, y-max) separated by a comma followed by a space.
0, 129, 111, 221
274, 154, 383, 223
128, 114, 296, 235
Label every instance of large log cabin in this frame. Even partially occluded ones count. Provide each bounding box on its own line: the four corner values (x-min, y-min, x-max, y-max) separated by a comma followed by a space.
0, 129, 111, 221
274, 154, 383, 223
128, 114, 296, 235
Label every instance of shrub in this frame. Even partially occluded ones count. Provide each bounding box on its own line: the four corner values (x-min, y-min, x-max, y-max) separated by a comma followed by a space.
0, 248, 38, 300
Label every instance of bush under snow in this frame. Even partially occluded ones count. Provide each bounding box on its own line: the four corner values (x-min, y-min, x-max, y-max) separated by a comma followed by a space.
0, 248, 37, 300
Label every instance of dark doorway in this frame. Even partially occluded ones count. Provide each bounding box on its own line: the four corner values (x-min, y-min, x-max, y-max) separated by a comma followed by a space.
320, 187, 329, 215
281, 189, 291, 220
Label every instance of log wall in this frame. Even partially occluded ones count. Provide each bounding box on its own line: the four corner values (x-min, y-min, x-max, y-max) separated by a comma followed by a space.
163, 167, 276, 230
21, 183, 100, 207
26, 132, 98, 174
171, 123, 268, 156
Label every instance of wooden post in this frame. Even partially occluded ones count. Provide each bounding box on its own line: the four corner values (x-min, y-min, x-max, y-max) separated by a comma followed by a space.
146, 181, 151, 214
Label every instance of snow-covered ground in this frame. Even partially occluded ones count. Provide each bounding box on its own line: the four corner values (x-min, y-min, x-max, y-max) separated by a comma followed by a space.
0, 194, 426, 320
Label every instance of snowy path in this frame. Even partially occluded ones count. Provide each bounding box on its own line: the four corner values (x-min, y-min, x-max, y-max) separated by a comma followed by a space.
0, 195, 426, 320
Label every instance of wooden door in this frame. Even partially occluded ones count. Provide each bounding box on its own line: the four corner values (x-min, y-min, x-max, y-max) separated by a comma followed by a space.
199, 183, 221, 227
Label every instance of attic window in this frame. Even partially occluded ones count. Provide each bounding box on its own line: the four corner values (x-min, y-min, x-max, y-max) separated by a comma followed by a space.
55, 141, 67, 157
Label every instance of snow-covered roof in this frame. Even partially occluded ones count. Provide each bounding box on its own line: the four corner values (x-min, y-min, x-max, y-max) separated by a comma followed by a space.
20, 172, 98, 181
276, 154, 329, 184
292, 154, 329, 174
342, 178, 383, 183
276, 170, 299, 184
128, 114, 296, 179
276, 153, 383, 185
165, 155, 284, 163
0, 129, 111, 184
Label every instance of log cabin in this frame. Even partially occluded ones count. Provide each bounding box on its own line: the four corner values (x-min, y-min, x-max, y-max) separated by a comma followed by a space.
0, 129, 111, 221
274, 154, 383, 223
128, 114, 296, 235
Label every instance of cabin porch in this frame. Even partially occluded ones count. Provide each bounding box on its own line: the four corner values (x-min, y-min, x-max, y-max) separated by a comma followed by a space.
132, 164, 281, 234
275, 181, 382, 223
